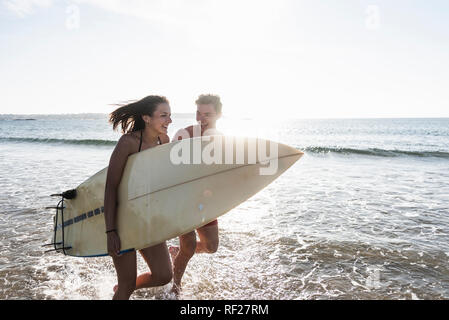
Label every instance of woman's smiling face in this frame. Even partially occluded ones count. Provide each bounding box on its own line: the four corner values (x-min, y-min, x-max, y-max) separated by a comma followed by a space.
143, 103, 172, 134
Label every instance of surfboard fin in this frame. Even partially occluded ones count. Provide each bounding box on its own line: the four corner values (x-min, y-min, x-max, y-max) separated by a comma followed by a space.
42, 242, 62, 247
62, 189, 77, 199
43, 246, 72, 253
42, 242, 72, 253
50, 189, 77, 199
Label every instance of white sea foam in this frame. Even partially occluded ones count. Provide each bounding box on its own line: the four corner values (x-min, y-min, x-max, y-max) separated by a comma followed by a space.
1, 116, 448, 299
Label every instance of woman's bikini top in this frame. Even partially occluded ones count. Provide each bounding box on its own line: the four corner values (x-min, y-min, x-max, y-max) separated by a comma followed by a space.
138, 130, 162, 152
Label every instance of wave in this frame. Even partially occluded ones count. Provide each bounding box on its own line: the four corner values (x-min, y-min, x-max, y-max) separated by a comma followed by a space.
303, 146, 449, 158
0, 137, 116, 146
1, 137, 448, 158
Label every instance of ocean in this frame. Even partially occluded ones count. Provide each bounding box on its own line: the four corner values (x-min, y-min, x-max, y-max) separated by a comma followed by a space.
0, 114, 448, 300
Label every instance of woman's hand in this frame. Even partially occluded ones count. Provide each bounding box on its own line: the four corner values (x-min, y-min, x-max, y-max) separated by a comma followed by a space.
107, 231, 121, 257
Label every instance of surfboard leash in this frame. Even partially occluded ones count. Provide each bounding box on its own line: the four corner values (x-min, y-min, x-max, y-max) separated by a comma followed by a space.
42, 190, 76, 255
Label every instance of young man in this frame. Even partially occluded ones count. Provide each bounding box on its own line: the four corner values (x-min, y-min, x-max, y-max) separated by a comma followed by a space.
170, 94, 223, 295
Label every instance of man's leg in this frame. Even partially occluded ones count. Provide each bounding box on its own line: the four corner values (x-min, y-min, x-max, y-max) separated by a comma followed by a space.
196, 223, 219, 253
170, 231, 197, 294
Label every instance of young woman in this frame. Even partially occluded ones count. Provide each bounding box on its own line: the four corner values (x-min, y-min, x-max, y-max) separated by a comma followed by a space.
105, 95, 173, 300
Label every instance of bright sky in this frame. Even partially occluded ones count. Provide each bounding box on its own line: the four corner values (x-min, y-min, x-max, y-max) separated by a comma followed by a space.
1, 0, 448, 118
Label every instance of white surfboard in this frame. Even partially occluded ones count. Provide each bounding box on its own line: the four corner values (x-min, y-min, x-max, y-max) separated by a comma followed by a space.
51, 136, 303, 257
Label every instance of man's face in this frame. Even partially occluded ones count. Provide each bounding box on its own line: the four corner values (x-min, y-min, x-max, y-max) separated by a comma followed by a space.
196, 103, 220, 129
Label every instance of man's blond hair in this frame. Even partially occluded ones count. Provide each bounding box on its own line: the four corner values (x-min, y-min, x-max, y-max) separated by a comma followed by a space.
195, 94, 222, 114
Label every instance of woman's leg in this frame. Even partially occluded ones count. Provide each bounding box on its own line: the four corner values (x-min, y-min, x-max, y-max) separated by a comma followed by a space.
135, 242, 173, 290
112, 250, 137, 300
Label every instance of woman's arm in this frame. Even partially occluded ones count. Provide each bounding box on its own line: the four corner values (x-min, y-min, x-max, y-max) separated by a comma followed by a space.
104, 135, 133, 255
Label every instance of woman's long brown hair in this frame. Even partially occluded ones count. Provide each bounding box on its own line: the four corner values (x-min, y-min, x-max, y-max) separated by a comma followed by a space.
109, 95, 169, 133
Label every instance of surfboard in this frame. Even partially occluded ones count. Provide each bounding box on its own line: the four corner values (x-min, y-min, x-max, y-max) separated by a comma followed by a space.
50, 136, 303, 257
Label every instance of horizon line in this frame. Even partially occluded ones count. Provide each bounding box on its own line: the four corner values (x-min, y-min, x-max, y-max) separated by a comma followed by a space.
1, 113, 449, 121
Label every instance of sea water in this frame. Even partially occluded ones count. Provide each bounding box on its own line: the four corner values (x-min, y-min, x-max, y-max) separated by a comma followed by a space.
0, 114, 448, 299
